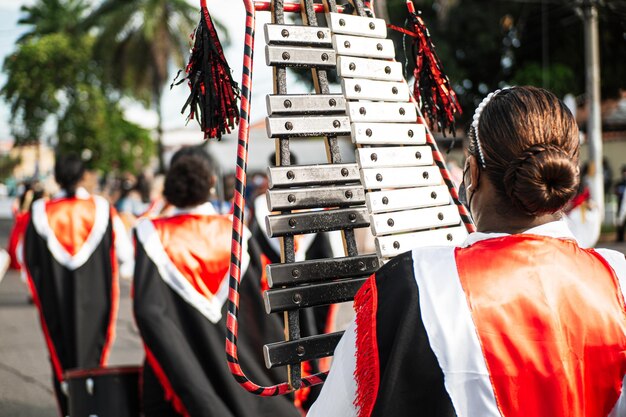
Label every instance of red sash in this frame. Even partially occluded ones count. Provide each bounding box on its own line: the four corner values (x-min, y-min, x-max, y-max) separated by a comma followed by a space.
46, 198, 96, 256
456, 235, 626, 416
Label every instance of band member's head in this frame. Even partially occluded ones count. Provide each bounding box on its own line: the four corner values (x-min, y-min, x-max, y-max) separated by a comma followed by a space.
54, 153, 86, 197
164, 149, 214, 209
462, 86, 579, 228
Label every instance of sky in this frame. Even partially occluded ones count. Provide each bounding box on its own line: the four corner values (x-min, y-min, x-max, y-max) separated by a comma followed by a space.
0, 0, 315, 142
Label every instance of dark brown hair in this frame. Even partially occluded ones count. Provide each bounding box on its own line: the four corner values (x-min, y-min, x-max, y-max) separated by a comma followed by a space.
164, 154, 213, 208
474, 86, 579, 216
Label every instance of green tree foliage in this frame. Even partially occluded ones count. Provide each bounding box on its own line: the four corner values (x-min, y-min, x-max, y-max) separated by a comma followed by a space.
385, 0, 626, 125
1, 0, 156, 174
86, 0, 198, 172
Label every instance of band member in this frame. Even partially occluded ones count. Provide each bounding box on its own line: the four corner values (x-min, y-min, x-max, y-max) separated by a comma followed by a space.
22, 153, 133, 415
133, 149, 299, 417
308, 87, 626, 417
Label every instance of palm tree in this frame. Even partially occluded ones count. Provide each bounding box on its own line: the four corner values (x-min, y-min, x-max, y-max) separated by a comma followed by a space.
17, 0, 88, 43
86, 0, 198, 172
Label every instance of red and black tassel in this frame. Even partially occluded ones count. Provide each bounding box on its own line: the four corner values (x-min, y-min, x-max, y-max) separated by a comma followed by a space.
403, 1, 462, 136
175, 0, 239, 140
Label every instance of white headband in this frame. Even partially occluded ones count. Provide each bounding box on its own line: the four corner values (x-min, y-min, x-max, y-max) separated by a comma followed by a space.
471, 88, 509, 168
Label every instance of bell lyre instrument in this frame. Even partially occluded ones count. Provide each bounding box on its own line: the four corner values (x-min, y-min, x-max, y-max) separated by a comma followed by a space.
218, 0, 475, 395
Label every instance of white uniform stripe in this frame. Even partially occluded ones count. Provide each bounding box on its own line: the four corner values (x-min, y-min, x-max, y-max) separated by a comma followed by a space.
595, 249, 626, 417
412, 246, 503, 417
135, 218, 250, 324
31, 196, 111, 271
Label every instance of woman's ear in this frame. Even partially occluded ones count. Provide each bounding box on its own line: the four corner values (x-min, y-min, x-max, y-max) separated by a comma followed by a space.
468, 155, 481, 190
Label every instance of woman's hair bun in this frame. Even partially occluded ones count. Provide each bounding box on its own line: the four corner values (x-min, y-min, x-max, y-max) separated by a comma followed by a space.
503, 144, 578, 216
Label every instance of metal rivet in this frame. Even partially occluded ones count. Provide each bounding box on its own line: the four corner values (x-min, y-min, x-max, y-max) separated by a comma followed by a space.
358, 261, 366, 271
369, 22, 376, 30
366, 128, 372, 137
292, 268, 300, 278
282, 52, 290, 60
415, 151, 421, 159
339, 18, 346, 26
408, 129, 414, 137
376, 43, 383, 51
387, 218, 394, 227
349, 62, 356, 71
446, 234, 453, 241
296, 345, 305, 356
333, 120, 341, 128
344, 40, 351, 48
287, 194, 296, 203
382, 196, 389, 204
286, 170, 294, 179
345, 190, 353, 199
284, 100, 292, 108
393, 241, 400, 249
317, 30, 324, 39
399, 107, 406, 115
438, 212, 444, 220
370, 153, 378, 161
281, 29, 289, 38
423, 171, 429, 179
349, 213, 357, 222
359, 107, 366, 115
385, 66, 391, 74
293, 293, 302, 304
431, 191, 437, 199
321, 53, 329, 61
392, 86, 398, 94
354, 84, 361, 93
329, 98, 337, 107
341, 168, 349, 177
376, 173, 383, 182
289, 218, 297, 228
285, 121, 293, 130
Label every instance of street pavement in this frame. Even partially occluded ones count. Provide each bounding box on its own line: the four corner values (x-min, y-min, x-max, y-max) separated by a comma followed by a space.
0, 220, 625, 416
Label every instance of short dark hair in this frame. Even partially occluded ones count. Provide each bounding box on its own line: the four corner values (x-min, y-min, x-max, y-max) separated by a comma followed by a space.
472, 86, 579, 216
54, 153, 85, 196
163, 154, 213, 208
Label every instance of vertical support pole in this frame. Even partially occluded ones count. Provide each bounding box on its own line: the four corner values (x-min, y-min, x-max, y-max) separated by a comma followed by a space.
583, 0, 604, 218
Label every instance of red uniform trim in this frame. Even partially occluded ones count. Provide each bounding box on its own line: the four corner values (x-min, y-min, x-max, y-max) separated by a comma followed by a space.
354, 274, 380, 417
455, 235, 626, 417
144, 345, 189, 417
8, 211, 29, 270
45, 198, 96, 256
100, 208, 119, 366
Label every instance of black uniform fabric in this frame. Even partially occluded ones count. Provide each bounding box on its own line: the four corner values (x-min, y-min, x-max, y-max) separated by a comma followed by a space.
370, 251, 457, 417
23, 216, 115, 416
133, 233, 299, 417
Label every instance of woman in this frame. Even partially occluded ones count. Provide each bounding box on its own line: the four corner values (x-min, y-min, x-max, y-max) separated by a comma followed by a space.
133, 149, 299, 417
308, 87, 626, 417
22, 153, 133, 415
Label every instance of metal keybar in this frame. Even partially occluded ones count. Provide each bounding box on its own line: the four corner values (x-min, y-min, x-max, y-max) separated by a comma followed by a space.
266, 115, 350, 137
342, 78, 409, 102
337, 56, 403, 82
351, 122, 426, 145
264, 332, 344, 368
326, 12, 387, 38
360, 166, 442, 189
376, 226, 470, 259
266, 45, 336, 68
370, 204, 461, 236
267, 185, 365, 211
356, 145, 433, 168
264, 24, 332, 46
267, 254, 379, 287
268, 163, 360, 188
267, 94, 346, 115
332, 34, 395, 59
263, 278, 367, 313
347, 101, 417, 123
366, 185, 450, 214
266, 207, 370, 237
